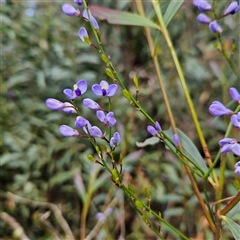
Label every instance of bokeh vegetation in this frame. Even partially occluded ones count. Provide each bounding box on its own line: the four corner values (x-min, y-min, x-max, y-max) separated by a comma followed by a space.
1, 0, 239, 239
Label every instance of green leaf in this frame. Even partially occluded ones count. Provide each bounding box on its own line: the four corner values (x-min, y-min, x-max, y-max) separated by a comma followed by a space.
222, 216, 240, 240
89, 5, 160, 30
164, 128, 208, 173
136, 137, 160, 147
163, 0, 184, 27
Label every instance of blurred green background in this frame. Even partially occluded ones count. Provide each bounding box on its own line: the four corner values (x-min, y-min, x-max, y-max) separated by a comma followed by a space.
1, 0, 239, 239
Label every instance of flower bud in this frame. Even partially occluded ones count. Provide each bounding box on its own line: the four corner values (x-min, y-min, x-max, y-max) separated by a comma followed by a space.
209, 101, 232, 116
46, 98, 64, 110
59, 125, 79, 137
197, 13, 211, 24
78, 27, 91, 44
83, 98, 101, 110
209, 20, 223, 33
229, 87, 240, 103
74, 0, 83, 6
224, 1, 239, 15
62, 4, 80, 16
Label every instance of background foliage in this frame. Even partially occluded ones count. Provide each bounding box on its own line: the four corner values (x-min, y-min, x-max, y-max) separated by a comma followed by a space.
1, 0, 239, 239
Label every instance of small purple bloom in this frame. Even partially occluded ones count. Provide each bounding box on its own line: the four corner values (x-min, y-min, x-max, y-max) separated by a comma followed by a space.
78, 27, 89, 42
231, 113, 240, 128
173, 134, 180, 147
75, 116, 91, 129
219, 138, 240, 156
209, 101, 232, 116
59, 125, 79, 137
193, 0, 211, 11
155, 121, 161, 132
83, 98, 101, 110
110, 132, 121, 148
96, 212, 106, 222
46, 98, 65, 110
74, 0, 83, 6
147, 121, 161, 136
234, 161, 240, 175
62, 4, 80, 16
224, 2, 239, 15
209, 20, 223, 33
197, 13, 211, 24
89, 126, 103, 138
63, 80, 87, 100
96, 110, 116, 127
83, 9, 99, 30
229, 87, 240, 103
62, 102, 77, 114
92, 80, 118, 97
198, 1, 212, 11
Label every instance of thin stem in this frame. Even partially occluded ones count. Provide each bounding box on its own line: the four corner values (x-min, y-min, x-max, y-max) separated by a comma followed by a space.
122, 185, 190, 240
216, 155, 227, 211
218, 191, 240, 216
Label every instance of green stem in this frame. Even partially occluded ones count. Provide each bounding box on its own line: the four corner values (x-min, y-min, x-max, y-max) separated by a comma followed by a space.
216, 155, 227, 211
211, 2, 240, 80
122, 185, 190, 240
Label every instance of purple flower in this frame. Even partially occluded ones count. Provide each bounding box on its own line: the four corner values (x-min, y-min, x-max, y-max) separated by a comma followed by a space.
62, 4, 80, 16
147, 121, 161, 136
89, 126, 103, 138
63, 80, 87, 100
96, 212, 106, 222
59, 125, 79, 137
83, 98, 101, 110
197, 13, 211, 24
46, 98, 65, 110
173, 134, 180, 147
193, 0, 212, 11
83, 9, 99, 30
224, 2, 239, 15
209, 101, 232, 116
75, 116, 91, 129
78, 27, 89, 42
231, 113, 240, 128
209, 20, 223, 33
110, 132, 121, 148
219, 138, 240, 156
46, 98, 76, 114
74, 0, 83, 6
229, 87, 240, 103
62, 102, 77, 114
96, 111, 116, 127
234, 161, 240, 175
92, 80, 118, 97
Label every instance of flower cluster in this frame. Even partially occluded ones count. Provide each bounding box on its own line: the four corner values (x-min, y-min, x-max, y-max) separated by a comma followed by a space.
193, 0, 239, 33
61, 0, 99, 44
46, 79, 120, 150
209, 87, 240, 174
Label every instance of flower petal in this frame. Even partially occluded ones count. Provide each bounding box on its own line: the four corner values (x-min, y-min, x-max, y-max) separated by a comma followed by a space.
76, 79, 88, 95
92, 84, 103, 96
89, 126, 102, 138
108, 84, 118, 97
63, 89, 74, 100
83, 98, 101, 110
59, 125, 79, 137
46, 98, 64, 110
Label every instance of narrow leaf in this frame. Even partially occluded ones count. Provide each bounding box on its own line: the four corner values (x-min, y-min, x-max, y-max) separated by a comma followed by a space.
222, 216, 240, 240
136, 137, 160, 147
164, 128, 208, 173
89, 5, 160, 30
163, 0, 184, 27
